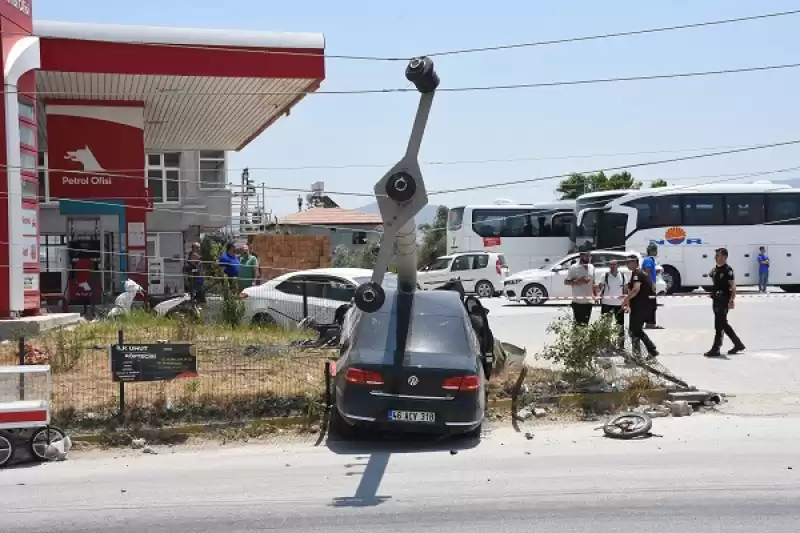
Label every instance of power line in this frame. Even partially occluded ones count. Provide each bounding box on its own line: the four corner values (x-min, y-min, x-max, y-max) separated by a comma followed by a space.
31, 142, 772, 174
11, 61, 800, 98
9, 8, 799, 61
429, 139, 800, 195
427, 9, 800, 57
10, 138, 800, 198
3, 163, 798, 240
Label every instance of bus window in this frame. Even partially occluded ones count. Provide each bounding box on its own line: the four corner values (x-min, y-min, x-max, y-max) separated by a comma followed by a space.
472, 208, 533, 238
624, 199, 654, 229
551, 213, 575, 237
683, 195, 724, 226
448, 207, 465, 231
766, 194, 800, 225
596, 212, 627, 251
725, 194, 764, 225
652, 196, 682, 227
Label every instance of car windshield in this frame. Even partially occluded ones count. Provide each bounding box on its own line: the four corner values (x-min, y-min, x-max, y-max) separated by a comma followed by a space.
353, 309, 470, 354
353, 275, 398, 290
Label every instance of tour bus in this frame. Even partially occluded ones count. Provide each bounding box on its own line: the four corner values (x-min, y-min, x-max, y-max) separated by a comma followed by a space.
446, 200, 576, 274
574, 182, 800, 293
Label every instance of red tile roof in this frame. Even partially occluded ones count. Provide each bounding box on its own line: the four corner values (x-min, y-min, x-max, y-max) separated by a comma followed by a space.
278, 207, 383, 226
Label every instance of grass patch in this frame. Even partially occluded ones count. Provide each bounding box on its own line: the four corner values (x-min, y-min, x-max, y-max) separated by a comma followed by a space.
0, 312, 326, 431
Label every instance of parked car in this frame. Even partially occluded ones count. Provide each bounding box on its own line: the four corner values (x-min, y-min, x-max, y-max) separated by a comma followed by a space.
417, 251, 509, 298
503, 250, 667, 306
239, 268, 398, 326
330, 288, 487, 439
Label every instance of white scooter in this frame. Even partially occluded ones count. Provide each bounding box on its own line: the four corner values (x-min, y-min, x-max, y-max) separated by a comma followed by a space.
107, 279, 144, 319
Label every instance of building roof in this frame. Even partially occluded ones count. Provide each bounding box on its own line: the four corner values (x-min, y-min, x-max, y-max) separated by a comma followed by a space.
33, 21, 325, 151
279, 208, 383, 226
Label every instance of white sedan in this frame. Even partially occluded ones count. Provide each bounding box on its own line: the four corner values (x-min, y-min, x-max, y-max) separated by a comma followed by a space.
239, 268, 398, 326
503, 251, 667, 306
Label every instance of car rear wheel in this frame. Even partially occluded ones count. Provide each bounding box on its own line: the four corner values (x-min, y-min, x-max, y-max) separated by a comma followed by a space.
329, 407, 358, 441
474, 280, 494, 298
522, 283, 548, 306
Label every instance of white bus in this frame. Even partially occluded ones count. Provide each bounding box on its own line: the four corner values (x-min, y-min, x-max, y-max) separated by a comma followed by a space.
575, 182, 800, 293
446, 200, 576, 273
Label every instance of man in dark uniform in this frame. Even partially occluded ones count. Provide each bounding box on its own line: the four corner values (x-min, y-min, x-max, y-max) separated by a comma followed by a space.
704, 247, 745, 357
623, 254, 659, 359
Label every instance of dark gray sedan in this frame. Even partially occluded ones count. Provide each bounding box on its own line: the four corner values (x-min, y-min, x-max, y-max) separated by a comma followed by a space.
330, 288, 487, 439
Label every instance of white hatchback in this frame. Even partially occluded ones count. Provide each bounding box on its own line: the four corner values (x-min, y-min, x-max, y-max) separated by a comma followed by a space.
417, 251, 509, 298
503, 250, 667, 306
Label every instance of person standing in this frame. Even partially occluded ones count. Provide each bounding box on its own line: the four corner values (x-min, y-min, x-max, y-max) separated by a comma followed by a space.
237, 244, 260, 292
623, 254, 659, 359
218, 243, 240, 292
705, 248, 745, 357
597, 259, 627, 348
564, 251, 596, 326
757, 245, 770, 293
185, 242, 206, 304
641, 243, 662, 330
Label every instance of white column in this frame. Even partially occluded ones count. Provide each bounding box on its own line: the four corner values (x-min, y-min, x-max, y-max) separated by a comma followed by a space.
4, 84, 23, 314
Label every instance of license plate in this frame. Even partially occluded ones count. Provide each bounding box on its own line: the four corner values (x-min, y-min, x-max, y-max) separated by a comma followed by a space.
388, 410, 435, 423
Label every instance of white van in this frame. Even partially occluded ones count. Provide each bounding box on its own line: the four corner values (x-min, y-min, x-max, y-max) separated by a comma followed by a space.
418, 251, 510, 297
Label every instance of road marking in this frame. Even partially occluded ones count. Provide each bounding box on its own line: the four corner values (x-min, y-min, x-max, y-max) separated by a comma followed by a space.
748, 352, 790, 360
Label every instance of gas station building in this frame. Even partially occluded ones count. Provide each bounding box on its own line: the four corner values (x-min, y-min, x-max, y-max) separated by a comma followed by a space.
0, 2, 326, 317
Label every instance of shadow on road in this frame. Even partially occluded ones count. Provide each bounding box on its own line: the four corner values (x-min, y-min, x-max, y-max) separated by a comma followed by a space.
326, 431, 481, 508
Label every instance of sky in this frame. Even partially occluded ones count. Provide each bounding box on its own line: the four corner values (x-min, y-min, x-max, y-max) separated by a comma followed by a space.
35, 0, 800, 217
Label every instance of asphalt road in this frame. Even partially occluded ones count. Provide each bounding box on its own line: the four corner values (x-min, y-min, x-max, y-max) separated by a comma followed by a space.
3, 415, 800, 532
485, 289, 800, 415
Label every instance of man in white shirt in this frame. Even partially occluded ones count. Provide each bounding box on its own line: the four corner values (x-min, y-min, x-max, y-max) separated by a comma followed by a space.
597, 259, 627, 348
564, 251, 596, 325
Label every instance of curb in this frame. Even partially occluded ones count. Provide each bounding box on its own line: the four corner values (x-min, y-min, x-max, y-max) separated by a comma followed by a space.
69, 393, 660, 443
72, 399, 516, 443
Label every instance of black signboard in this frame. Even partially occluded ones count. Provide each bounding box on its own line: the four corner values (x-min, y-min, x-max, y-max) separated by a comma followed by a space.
110, 343, 198, 383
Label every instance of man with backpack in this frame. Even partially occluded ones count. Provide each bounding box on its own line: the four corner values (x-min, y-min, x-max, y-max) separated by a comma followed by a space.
597, 259, 627, 348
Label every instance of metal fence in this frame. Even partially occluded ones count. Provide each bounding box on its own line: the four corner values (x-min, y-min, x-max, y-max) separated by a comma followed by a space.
0, 311, 332, 431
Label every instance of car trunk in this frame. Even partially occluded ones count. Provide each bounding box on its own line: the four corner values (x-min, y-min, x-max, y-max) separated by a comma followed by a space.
352, 348, 478, 398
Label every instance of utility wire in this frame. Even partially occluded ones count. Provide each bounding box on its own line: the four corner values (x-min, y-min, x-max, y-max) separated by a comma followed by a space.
8, 138, 800, 200
28, 142, 778, 174
430, 139, 800, 195
427, 9, 800, 57
10, 61, 800, 98
4, 163, 800, 240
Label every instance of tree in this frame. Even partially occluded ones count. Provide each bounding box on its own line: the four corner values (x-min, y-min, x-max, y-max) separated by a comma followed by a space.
556, 171, 642, 199
650, 179, 668, 188
417, 205, 448, 268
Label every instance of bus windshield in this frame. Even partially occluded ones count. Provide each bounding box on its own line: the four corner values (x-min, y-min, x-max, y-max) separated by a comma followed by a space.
448, 207, 464, 231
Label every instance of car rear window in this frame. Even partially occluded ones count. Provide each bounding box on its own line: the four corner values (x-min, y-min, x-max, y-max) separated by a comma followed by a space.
497, 254, 507, 266
353, 275, 398, 290
353, 311, 470, 354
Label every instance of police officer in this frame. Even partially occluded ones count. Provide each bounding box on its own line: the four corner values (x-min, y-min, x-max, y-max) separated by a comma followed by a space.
704, 247, 745, 357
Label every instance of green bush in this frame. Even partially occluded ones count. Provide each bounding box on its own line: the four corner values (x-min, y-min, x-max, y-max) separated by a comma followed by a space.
537, 311, 622, 375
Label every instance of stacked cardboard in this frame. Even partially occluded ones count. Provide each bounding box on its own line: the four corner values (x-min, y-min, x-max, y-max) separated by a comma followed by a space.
250, 235, 332, 280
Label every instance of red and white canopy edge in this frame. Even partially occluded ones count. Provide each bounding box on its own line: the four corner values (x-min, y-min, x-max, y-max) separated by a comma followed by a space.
33, 20, 326, 151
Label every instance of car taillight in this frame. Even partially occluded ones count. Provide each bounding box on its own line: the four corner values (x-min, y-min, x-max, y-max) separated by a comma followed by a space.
237, 292, 249, 299
345, 368, 384, 385
442, 375, 481, 391
496, 259, 502, 275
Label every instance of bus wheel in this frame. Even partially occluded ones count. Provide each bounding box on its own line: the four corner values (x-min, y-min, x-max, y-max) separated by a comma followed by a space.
662, 266, 681, 295
522, 284, 548, 306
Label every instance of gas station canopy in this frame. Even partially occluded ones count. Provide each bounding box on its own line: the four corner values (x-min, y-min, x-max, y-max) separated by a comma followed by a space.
34, 21, 326, 151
